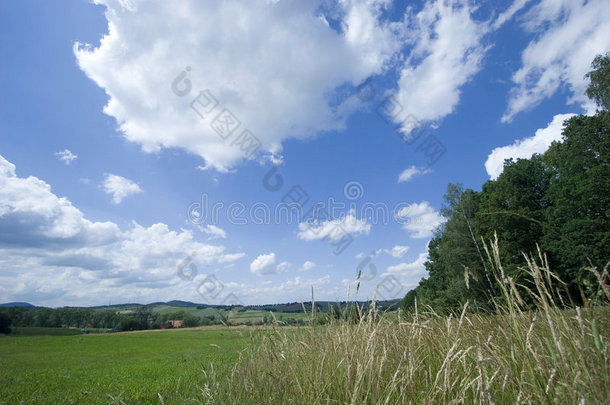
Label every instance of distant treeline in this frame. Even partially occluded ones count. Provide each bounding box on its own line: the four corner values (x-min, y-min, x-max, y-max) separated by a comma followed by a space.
403, 54, 610, 313
0, 306, 223, 333
0, 299, 402, 334
247, 300, 400, 313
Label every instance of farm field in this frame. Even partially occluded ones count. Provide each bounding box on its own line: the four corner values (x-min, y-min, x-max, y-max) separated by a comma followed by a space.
0, 328, 255, 404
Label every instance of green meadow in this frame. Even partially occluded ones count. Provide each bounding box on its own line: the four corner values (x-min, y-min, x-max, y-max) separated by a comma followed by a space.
2, 243, 608, 404
0, 328, 253, 404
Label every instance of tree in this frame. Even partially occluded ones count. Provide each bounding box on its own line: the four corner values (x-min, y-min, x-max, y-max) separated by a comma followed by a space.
0, 312, 12, 334
542, 113, 610, 300
585, 53, 610, 111
403, 54, 610, 312
478, 157, 550, 263
182, 314, 200, 327
403, 184, 491, 313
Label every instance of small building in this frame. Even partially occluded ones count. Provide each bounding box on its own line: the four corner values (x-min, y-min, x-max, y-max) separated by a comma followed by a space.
167, 319, 182, 328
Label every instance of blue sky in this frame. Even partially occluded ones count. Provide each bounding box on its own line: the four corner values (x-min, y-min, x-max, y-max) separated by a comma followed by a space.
1, 0, 608, 307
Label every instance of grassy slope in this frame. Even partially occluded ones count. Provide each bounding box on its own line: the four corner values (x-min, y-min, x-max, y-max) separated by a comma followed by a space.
0, 328, 253, 404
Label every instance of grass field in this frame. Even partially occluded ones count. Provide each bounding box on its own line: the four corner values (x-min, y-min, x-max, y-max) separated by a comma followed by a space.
8, 327, 94, 337
0, 328, 254, 404
201, 245, 610, 404
1, 245, 609, 404
1, 307, 608, 404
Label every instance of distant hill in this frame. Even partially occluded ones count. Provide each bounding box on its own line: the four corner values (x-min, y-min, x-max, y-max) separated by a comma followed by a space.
1, 299, 402, 313
246, 299, 402, 313
0, 302, 35, 308
164, 300, 203, 307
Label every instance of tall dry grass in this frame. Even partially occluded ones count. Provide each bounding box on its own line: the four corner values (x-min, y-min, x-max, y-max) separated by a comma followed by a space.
200, 239, 609, 404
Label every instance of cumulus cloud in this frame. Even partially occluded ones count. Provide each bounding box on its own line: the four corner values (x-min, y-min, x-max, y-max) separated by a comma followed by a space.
397, 165, 432, 183
55, 149, 78, 165
503, 0, 610, 122
299, 260, 316, 272
250, 253, 289, 276
75, 0, 401, 171
199, 224, 226, 240
219, 274, 341, 304
395, 201, 443, 238
101, 174, 143, 204
0, 155, 120, 247
382, 251, 428, 279
74, 0, 536, 171
297, 208, 370, 241
277, 261, 291, 273
0, 154, 244, 306
387, 245, 409, 258
485, 113, 575, 179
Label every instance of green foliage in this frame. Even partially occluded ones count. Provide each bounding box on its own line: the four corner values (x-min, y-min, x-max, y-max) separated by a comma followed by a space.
0, 312, 12, 334
585, 53, 610, 111
403, 54, 610, 313
543, 112, 610, 299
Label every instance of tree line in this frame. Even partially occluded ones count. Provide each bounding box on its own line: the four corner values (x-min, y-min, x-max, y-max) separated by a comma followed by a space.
402, 54, 610, 313
0, 305, 227, 334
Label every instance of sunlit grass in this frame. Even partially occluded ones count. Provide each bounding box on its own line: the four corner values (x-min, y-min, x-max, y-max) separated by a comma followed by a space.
202, 240, 610, 404
0, 329, 252, 404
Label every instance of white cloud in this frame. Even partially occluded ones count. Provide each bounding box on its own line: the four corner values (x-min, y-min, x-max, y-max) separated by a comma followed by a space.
74, 0, 536, 171
219, 274, 340, 304
55, 149, 78, 165
0, 154, 244, 306
297, 208, 370, 241
387, 245, 409, 258
503, 0, 610, 122
0, 155, 120, 246
492, 0, 533, 30
249, 253, 289, 276
395, 201, 443, 239
101, 173, 143, 204
199, 224, 226, 240
382, 251, 428, 279
372, 245, 410, 258
392, 0, 489, 130
74, 0, 400, 172
485, 113, 575, 179
250, 253, 277, 276
397, 165, 432, 183
277, 261, 291, 273
299, 260, 316, 272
